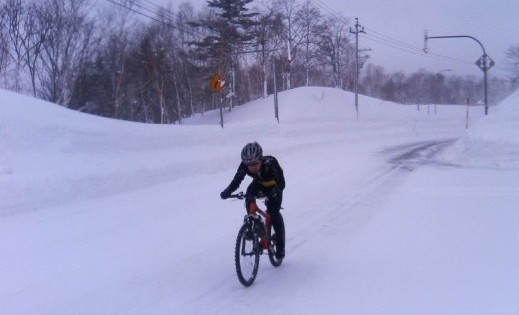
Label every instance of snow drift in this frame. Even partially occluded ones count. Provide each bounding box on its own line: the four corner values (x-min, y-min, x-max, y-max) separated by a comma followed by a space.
1, 86, 518, 315
439, 89, 519, 168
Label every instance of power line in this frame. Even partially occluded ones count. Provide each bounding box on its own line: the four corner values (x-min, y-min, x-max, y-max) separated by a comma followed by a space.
104, 0, 207, 39
309, 0, 501, 74
107, 0, 510, 76
364, 27, 420, 51
363, 33, 474, 65
312, 0, 339, 19
104, 0, 175, 28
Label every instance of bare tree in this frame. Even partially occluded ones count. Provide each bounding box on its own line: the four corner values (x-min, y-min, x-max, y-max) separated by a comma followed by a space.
142, 28, 169, 123
317, 15, 351, 89
176, 2, 197, 115
381, 72, 405, 103
2, 0, 26, 91
0, 4, 9, 85
505, 44, 519, 86
23, 2, 50, 96
3, 0, 511, 124
274, 0, 304, 90
360, 64, 386, 98
295, 0, 321, 87
156, 6, 184, 124
0, 0, 49, 95
38, 0, 95, 107
251, 3, 283, 97
97, 0, 138, 118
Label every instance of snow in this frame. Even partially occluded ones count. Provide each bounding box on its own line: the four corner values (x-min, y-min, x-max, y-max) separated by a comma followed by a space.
1, 86, 519, 315
439, 91, 519, 169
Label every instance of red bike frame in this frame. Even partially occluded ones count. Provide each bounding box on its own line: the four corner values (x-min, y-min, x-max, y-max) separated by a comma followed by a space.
248, 200, 272, 249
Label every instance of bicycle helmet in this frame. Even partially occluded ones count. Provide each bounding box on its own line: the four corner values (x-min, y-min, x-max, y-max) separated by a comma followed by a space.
241, 142, 263, 165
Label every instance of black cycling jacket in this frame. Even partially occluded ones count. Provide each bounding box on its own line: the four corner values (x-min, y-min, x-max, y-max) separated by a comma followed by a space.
223, 156, 285, 194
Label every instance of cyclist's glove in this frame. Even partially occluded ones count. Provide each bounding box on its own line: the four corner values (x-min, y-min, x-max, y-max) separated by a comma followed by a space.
220, 190, 231, 200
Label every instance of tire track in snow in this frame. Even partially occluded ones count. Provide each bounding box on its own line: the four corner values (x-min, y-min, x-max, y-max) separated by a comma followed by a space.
287, 139, 458, 258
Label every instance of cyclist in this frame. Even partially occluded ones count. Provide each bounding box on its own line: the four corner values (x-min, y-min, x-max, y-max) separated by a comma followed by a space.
220, 142, 286, 260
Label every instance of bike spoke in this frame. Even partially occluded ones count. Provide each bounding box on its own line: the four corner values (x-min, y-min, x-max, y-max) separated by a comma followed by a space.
239, 238, 255, 277
235, 225, 260, 286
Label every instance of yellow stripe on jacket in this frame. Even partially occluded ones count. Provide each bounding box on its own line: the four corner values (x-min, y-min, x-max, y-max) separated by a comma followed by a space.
260, 179, 277, 187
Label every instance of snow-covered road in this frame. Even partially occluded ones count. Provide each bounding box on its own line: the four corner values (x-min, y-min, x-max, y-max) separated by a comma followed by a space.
2, 87, 518, 315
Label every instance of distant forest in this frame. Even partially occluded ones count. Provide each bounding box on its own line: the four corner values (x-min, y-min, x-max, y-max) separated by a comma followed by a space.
1, 0, 516, 123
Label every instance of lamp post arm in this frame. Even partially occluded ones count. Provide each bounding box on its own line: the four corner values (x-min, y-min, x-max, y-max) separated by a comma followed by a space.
424, 33, 491, 115
425, 34, 487, 56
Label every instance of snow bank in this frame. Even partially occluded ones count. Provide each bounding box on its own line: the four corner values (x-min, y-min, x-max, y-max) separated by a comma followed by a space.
0, 89, 226, 215
439, 89, 519, 168
1, 86, 518, 315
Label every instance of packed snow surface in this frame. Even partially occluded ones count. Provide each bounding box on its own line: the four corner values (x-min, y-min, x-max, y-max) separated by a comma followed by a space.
1, 87, 518, 314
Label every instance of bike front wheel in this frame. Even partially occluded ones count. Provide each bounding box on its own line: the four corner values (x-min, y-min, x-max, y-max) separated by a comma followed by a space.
235, 224, 260, 287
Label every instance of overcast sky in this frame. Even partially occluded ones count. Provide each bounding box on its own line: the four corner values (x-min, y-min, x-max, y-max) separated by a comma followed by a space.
144, 0, 518, 79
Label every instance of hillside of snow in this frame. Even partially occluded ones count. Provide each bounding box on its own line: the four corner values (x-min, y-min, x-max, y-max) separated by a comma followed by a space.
439, 89, 519, 168
1, 87, 518, 315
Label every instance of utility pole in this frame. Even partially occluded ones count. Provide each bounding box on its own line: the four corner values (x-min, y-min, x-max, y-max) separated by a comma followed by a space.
350, 18, 365, 120
272, 57, 279, 123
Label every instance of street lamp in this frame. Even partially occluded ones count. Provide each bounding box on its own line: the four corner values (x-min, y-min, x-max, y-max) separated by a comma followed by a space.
424, 32, 494, 115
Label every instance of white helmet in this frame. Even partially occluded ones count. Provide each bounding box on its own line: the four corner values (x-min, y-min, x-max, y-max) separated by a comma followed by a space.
241, 142, 263, 165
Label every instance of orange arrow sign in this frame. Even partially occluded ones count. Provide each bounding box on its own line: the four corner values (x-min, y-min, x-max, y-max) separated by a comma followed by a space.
210, 74, 225, 92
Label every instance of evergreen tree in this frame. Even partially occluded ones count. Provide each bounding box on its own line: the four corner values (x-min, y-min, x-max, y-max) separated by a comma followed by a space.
189, 0, 258, 108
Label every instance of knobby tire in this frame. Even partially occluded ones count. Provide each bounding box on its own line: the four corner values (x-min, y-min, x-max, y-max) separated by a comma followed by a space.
268, 231, 283, 267
235, 224, 260, 287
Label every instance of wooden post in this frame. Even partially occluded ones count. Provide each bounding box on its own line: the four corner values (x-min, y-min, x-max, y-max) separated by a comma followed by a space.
466, 97, 470, 129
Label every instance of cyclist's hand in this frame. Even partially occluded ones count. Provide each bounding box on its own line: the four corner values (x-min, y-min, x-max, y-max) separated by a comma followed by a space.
220, 190, 231, 200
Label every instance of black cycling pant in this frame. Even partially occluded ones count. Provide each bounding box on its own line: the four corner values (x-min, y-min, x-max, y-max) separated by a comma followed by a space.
245, 182, 285, 254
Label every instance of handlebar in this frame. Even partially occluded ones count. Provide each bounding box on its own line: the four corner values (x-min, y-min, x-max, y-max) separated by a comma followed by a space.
228, 191, 267, 201
229, 192, 246, 200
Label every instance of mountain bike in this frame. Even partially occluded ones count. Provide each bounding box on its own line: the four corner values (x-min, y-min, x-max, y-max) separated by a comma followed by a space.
229, 192, 283, 287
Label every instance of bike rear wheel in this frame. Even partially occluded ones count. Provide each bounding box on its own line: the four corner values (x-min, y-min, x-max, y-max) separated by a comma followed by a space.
268, 232, 283, 267
235, 224, 260, 287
